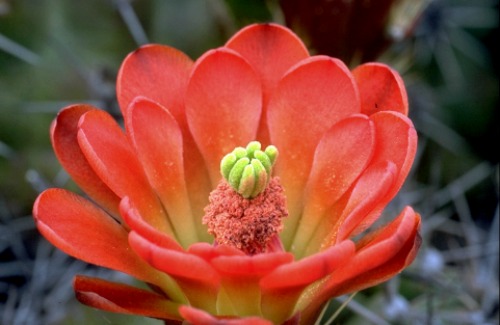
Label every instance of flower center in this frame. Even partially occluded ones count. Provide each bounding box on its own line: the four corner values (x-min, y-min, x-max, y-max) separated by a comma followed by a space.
202, 141, 288, 255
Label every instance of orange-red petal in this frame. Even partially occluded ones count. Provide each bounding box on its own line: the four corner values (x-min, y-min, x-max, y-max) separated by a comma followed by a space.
335, 161, 397, 241
260, 241, 355, 323
116, 44, 193, 124
267, 56, 360, 247
225, 25, 308, 93
33, 189, 161, 285
74, 275, 181, 321
129, 231, 219, 313
188, 242, 246, 261
179, 306, 273, 325
126, 97, 197, 246
209, 252, 294, 316
315, 160, 397, 251
116, 43, 211, 230
352, 63, 408, 116
50, 105, 120, 216
302, 207, 421, 323
210, 252, 294, 277
261, 241, 355, 290
129, 232, 219, 285
120, 197, 184, 252
225, 23, 309, 144
330, 207, 421, 294
371, 111, 417, 194
185, 48, 262, 185
291, 115, 374, 256
362, 111, 417, 221
77, 109, 172, 235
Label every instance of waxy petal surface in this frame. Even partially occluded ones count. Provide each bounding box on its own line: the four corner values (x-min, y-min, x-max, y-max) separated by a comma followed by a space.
363, 111, 417, 222
50, 105, 120, 216
329, 207, 421, 295
261, 241, 355, 290
77, 109, 172, 234
126, 97, 197, 247
226, 23, 309, 96
129, 231, 219, 313
292, 115, 374, 256
315, 161, 397, 248
211, 252, 294, 277
129, 232, 219, 284
260, 241, 355, 323
335, 161, 397, 241
33, 189, 162, 285
186, 48, 262, 185
309, 160, 397, 255
179, 306, 273, 325
353, 63, 408, 116
267, 56, 360, 247
117, 43, 212, 229
225, 23, 309, 143
209, 252, 293, 316
188, 242, 246, 261
117, 44, 193, 124
302, 207, 421, 323
74, 275, 181, 320
120, 197, 183, 252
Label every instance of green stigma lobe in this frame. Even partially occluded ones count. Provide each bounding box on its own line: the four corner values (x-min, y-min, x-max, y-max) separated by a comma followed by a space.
220, 141, 278, 199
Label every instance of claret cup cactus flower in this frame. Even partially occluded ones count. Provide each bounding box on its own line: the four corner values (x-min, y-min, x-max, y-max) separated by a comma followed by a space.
33, 23, 421, 324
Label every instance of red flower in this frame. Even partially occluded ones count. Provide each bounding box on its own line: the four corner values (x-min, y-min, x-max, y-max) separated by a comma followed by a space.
33, 23, 421, 324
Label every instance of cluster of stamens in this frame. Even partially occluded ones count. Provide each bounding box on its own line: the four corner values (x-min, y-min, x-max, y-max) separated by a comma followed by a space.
202, 141, 287, 255
220, 141, 278, 199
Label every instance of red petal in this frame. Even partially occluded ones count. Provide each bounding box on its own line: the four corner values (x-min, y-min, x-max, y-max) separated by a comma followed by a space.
33, 189, 161, 284
363, 111, 417, 220
260, 241, 354, 323
129, 231, 219, 313
302, 207, 421, 322
188, 242, 245, 261
77, 109, 172, 235
120, 197, 184, 252
352, 63, 408, 116
307, 112, 416, 254
186, 48, 262, 185
179, 306, 273, 325
74, 275, 181, 320
314, 161, 397, 252
116, 44, 212, 231
126, 97, 198, 246
129, 232, 219, 283
51, 105, 120, 216
267, 56, 360, 247
335, 161, 397, 241
225, 23, 309, 143
291, 115, 374, 256
225, 24, 309, 96
331, 207, 421, 294
206, 252, 293, 317
210, 252, 294, 277
116, 44, 193, 124
261, 240, 354, 289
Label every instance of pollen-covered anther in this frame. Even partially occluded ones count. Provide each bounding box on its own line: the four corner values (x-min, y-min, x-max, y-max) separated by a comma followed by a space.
202, 177, 288, 255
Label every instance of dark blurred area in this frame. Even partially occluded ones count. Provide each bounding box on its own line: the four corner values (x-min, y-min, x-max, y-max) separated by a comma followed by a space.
0, 0, 498, 324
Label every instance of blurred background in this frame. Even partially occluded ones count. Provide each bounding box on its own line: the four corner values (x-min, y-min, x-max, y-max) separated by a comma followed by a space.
0, 0, 498, 324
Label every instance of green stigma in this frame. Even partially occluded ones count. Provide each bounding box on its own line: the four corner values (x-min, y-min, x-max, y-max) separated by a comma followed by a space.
220, 141, 278, 199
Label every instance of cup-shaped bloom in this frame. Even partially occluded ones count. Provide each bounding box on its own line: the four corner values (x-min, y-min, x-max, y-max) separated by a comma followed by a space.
33, 23, 421, 324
